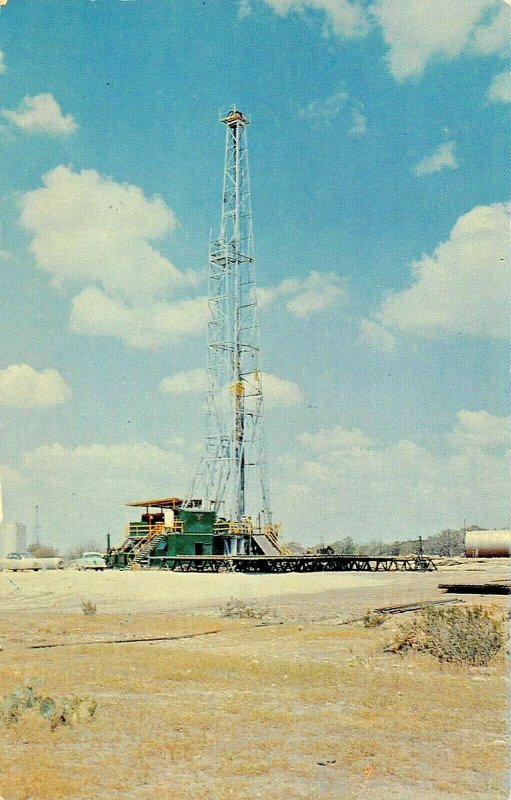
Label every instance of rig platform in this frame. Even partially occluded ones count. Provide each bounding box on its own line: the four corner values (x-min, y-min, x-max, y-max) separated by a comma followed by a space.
123, 554, 436, 573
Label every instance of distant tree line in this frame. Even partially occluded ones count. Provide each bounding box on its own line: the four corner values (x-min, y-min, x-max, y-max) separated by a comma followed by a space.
27, 541, 104, 560
64, 541, 104, 560
287, 527, 475, 557
30, 526, 473, 561
27, 542, 60, 558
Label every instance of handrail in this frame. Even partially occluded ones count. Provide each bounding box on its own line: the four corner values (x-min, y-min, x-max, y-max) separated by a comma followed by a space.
214, 520, 253, 535
131, 522, 184, 556
262, 523, 290, 555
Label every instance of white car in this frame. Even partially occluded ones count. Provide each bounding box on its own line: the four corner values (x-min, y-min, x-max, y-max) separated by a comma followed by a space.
76, 552, 107, 571
0, 552, 41, 571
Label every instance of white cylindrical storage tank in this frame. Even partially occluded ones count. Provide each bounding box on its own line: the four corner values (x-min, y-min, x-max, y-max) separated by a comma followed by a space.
465, 529, 511, 558
16, 523, 27, 553
0, 522, 24, 558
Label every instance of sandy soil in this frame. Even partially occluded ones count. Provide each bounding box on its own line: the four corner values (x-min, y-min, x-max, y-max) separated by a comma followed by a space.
0, 559, 508, 800
0, 558, 508, 617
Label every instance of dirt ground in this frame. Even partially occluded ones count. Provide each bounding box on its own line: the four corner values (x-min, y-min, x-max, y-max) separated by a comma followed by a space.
0, 559, 509, 799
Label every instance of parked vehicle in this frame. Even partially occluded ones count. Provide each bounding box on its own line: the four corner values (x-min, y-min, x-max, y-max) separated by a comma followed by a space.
76, 552, 107, 571
0, 553, 40, 571
3, 552, 64, 570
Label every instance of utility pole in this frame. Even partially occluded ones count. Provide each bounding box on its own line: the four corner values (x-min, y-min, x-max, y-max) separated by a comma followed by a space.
33, 504, 41, 542
195, 109, 272, 526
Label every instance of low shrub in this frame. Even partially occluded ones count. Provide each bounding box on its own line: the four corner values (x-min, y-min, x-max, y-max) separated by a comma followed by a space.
221, 598, 270, 619
81, 599, 97, 616
363, 610, 386, 628
386, 604, 506, 666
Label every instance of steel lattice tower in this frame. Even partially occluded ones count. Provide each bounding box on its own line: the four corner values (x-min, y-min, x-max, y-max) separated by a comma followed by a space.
194, 109, 272, 526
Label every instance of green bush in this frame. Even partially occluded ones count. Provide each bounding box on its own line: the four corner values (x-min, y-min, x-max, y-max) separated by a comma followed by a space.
386, 605, 506, 666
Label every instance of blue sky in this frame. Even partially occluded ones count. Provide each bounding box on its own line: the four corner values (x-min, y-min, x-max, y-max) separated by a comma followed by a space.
0, 0, 509, 548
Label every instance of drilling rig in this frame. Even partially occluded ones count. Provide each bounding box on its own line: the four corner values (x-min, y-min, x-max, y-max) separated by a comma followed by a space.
107, 109, 287, 567
105, 110, 435, 574
187, 108, 282, 555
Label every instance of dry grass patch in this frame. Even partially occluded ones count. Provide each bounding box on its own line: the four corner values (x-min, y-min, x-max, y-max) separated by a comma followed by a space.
0, 609, 508, 800
386, 605, 507, 665
221, 598, 271, 618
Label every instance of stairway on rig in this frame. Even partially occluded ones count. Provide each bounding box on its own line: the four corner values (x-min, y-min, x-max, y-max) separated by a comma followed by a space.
133, 533, 167, 564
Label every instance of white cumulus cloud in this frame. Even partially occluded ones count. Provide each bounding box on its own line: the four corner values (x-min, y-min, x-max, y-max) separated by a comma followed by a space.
276, 411, 510, 540
259, 1, 508, 81
378, 202, 510, 338
260, 373, 304, 408
14, 441, 192, 549
21, 165, 195, 299
299, 425, 373, 451
413, 141, 458, 176
21, 166, 206, 348
370, 0, 507, 80
2, 93, 78, 135
261, 0, 369, 38
286, 272, 346, 317
0, 364, 71, 407
472, 4, 510, 56
447, 410, 510, 449
160, 368, 303, 409
260, 271, 347, 318
70, 287, 208, 349
160, 368, 209, 395
487, 70, 511, 103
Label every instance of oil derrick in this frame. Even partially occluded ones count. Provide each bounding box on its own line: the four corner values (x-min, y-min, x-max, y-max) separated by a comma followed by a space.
191, 109, 272, 535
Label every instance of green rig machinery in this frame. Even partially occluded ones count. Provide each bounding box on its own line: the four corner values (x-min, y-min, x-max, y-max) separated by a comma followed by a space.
105, 497, 436, 573
106, 496, 287, 569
